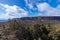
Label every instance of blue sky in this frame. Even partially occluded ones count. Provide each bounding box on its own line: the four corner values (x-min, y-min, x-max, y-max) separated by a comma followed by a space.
0, 0, 60, 20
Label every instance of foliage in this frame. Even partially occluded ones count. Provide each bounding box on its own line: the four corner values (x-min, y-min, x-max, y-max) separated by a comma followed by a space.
0, 20, 60, 40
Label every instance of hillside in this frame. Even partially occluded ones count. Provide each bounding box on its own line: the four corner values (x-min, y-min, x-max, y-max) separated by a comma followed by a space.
0, 16, 60, 40
12, 16, 60, 24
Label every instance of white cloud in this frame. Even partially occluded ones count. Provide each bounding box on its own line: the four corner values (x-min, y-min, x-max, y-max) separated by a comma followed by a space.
37, 2, 60, 16
25, 0, 60, 16
24, 0, 34, 9
24, 0, 39, 9
37, 3, 50, 12
24, 0, 60, 15
0, 1, 59, 20
0, 3, 28, 20
24, 0, 53, 9
57, 5, 60, 10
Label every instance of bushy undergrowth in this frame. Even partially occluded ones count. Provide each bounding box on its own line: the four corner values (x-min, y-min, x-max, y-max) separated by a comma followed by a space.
0, 20, 60, 40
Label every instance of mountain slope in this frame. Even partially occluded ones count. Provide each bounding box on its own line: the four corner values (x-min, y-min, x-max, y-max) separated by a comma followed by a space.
0, 16, 60, 24
13, 16, 60, 24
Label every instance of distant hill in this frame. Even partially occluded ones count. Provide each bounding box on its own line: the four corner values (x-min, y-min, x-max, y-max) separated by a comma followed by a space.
10, 16, 60, 24
0, 20, 7, 22
0, 16, 60, 40
1, 16, 60, 24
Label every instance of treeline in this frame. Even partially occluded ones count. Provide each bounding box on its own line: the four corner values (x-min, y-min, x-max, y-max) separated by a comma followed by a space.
0, 20, 60, 40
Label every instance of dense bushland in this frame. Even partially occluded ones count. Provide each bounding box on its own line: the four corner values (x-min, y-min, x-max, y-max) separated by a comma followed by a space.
0, 20, 60, 40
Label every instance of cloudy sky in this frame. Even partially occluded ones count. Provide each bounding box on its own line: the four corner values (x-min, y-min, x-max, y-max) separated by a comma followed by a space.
0, 0, 60, 20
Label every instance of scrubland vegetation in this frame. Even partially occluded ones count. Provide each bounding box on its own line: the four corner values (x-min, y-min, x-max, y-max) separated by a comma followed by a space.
0, 19, 60, 40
